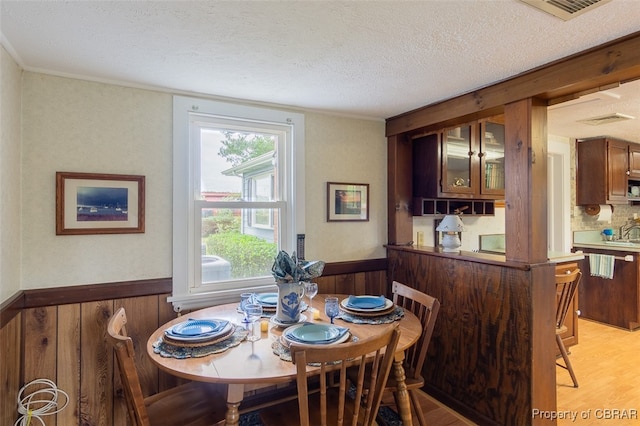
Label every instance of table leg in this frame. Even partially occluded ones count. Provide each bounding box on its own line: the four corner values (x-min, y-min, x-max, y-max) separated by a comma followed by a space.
225, 383, 245, 425
393, 353, 413, 426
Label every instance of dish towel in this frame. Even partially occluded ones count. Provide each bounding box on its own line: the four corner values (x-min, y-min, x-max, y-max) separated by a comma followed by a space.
589, 254, 615, 279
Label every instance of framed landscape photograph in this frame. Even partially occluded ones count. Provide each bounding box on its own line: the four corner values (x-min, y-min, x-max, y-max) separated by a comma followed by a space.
327, 182, 369, 222
56, 172, 145, 235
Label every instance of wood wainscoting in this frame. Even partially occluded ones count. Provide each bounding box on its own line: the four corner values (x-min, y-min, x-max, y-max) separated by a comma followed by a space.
0, 258, 386, 426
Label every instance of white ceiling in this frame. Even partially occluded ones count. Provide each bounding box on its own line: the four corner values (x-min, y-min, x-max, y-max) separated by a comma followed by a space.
2, 0, 640, 141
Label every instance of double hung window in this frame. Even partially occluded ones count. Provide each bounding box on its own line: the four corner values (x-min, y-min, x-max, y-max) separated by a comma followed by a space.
170, 96, 304, 310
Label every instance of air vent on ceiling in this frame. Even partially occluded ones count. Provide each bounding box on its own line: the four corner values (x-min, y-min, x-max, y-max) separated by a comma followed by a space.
520, 0, 612, 21
577, 113, 635, 126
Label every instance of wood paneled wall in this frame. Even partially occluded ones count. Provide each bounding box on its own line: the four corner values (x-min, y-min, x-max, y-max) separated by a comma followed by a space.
0, 261, 386, 426
387, 247, 556, 426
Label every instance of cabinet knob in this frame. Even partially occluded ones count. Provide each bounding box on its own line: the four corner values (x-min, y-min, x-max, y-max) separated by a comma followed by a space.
468, 151, 475, 157
478, 152, 484, 158
627, 170, 631, 175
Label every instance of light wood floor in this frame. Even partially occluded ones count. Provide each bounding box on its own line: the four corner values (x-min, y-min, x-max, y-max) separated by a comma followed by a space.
395, 318, 640, 425
556, 318, 640, 425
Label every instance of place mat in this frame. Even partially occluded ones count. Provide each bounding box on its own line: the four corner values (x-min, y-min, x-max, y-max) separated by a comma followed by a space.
153, 324, 249, 359
271, 335, 359, 363
336, 306, 405, 324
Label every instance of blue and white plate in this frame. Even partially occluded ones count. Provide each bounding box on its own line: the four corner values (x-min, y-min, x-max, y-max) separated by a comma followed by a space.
283, 323, 349, 346
346, 295, 386, 309
256, 293, 279, 306
165, 319, 231, 341
341, 297, 393, 313
270, 314, 307, 328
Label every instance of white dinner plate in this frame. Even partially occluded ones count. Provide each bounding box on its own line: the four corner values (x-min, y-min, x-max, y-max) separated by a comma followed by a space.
270, 314, 308, 328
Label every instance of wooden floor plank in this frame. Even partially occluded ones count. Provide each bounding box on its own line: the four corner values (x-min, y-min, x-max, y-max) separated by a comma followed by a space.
556, 319, 640, 425
408, 318, 640, 426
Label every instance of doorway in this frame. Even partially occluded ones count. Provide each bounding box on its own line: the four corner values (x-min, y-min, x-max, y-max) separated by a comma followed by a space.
548, 137, 571, 253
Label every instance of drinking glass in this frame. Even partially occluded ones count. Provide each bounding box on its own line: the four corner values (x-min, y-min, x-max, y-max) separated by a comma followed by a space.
244, 303, 263, 342
240, 293, 254, 323
305, 282, 318, 310
324, 297, 340, 324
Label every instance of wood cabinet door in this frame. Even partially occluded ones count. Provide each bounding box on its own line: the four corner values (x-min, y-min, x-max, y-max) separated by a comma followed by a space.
629, 143, 640, 178
479, 117, 505, 197
607, 138, 630, 203
441, 122, 477, 197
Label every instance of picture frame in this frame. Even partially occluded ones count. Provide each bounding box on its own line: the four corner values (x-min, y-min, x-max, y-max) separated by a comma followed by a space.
327, 182, 369, 222
56, 172, 145, 235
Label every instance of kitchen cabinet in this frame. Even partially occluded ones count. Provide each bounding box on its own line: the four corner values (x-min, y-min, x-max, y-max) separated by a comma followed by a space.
478, 116, 505, 196
577, 249, 640, 330
576, 137, 629, 205
412, 116, 504, 200
628, 143, 640, 178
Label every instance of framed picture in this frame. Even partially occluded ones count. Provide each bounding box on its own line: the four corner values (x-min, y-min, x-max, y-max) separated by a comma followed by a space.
56, 172, 145, 235
327, 182, 369, 222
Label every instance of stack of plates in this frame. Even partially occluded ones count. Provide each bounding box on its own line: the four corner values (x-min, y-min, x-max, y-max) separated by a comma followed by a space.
163, 318, 233, 346
282, 323, 350, 347
340, 295, 395, 317
255, 293, 278, 313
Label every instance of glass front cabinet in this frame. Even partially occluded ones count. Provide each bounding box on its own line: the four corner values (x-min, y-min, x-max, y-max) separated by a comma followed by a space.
479, 116, 505, 196
440, 116, 505, 198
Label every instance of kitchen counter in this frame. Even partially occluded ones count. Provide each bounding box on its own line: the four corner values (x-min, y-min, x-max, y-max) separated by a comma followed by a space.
572, 231, 640, 330
573, 230, 640, 252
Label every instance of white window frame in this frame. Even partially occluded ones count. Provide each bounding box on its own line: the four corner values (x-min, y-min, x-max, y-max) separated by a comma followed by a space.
170, 96, 305, 311
249, 172, 275, 229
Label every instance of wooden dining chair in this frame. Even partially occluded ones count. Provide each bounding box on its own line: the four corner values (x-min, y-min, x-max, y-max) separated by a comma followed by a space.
106, 307, 227, 426
555, 269, 582, 388
260, 324, 401, 426
359, 281, 440, 426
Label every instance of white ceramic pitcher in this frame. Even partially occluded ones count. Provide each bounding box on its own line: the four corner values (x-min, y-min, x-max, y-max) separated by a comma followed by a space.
275, 281, 305, 323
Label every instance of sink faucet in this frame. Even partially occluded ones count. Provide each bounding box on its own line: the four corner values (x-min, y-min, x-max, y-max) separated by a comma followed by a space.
619, 223, 640, 240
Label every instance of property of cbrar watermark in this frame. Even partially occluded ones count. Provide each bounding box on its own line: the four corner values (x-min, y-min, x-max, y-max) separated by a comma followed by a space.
532, 409, 638, 422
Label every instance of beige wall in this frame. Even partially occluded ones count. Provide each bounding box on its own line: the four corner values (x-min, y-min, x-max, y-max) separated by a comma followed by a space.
1, 46, 22, 303
10, 72, 386, 297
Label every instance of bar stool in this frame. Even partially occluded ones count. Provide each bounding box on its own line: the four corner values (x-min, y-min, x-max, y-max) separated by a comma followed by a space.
555, 269, 582, 388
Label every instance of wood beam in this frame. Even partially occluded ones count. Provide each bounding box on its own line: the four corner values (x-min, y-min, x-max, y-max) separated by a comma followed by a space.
504, 98, 548, 263
386, 30, 640, 136
387, 134, 414, 245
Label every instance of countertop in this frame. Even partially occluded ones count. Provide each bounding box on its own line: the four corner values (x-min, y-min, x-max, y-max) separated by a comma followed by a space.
573, 230, 640, 253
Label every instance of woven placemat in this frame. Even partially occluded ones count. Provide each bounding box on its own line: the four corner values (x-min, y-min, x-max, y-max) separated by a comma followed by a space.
337, 306, 405, 324
153, 325, 249, 359
271, 335, 359, 363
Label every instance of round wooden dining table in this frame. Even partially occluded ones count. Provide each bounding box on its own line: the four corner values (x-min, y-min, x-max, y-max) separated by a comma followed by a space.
146, 294, 422, 425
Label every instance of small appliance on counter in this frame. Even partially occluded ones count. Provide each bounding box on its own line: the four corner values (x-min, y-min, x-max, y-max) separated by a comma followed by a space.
602, 228, 616, 241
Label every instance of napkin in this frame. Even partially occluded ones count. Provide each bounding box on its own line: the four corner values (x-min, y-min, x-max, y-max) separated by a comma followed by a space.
347, 295, 386, 309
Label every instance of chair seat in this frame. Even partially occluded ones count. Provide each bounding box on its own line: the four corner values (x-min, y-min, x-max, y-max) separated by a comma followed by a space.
145, 381, 227, 426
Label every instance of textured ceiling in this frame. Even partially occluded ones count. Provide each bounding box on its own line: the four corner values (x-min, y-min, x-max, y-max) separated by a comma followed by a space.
2, 0, 640, 141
